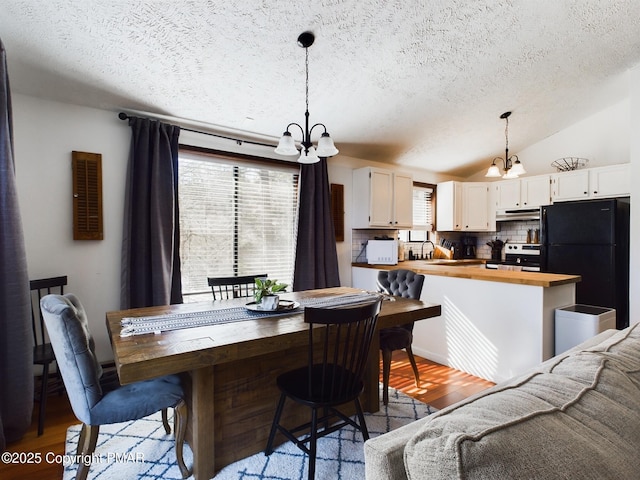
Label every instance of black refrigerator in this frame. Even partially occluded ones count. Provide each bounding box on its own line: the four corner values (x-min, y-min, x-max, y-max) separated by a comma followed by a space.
540, 198, 630, 329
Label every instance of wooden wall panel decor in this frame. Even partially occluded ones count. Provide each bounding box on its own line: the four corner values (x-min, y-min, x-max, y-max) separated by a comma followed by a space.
330, 183, 344, 242
72, 151, 104, 240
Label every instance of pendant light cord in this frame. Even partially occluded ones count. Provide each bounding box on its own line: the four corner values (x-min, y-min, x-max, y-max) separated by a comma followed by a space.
504, 115, 510, 159
305, 47, 309, 113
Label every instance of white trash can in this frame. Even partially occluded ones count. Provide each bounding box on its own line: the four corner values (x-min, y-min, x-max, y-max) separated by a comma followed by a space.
555, 305, 616, 356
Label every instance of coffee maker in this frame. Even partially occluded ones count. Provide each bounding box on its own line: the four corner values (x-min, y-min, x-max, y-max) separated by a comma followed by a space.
461, 235, 477, 259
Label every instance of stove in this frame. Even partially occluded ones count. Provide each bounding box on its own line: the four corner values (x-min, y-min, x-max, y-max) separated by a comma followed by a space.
485, 243, 541, 272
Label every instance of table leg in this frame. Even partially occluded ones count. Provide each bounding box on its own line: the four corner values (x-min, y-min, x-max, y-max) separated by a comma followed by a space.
362, 330, 381, 413
187, 366, 215, 480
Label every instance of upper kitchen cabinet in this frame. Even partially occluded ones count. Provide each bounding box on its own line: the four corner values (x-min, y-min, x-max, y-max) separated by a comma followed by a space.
589, 164, 631, 199
550, 170, 589, 201
463, 182, 494, 231
494, 175, 551, 210
437, 181, 494, 232
352, 167, 413, 229
521, 175, 552, 208
551, 164, 630, 202
494, 180, 520, 210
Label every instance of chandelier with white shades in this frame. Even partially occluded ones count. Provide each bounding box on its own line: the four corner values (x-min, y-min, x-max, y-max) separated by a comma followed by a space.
274, 31, 339, 164
485, 111, 526, 179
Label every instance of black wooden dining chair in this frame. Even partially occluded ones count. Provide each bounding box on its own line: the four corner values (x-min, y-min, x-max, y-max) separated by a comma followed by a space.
265, 298, 383, 480
377, 269, 425, 405
207, 273, 268, 300
30, 275, 68, 435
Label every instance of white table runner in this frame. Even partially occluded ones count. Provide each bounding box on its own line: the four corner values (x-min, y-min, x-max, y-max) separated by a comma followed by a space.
120, 292, 381, 337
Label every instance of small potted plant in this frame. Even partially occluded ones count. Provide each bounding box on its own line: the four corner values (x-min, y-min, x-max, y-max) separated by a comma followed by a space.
254, 278, 288, 310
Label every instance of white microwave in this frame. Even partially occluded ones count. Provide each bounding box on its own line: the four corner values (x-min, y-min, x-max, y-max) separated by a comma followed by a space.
366, 240, 398, 265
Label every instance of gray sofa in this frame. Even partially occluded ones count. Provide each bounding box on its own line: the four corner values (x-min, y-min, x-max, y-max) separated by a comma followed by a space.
364, 323, 640, 479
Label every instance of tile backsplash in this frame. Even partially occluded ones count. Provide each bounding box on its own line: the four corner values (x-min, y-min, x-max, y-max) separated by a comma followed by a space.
475, 220, 541, 259
352, 220, 540, 263
352, 229, 442, 263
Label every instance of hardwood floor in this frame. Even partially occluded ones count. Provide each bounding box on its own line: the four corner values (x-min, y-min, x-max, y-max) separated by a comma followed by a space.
1, 353, 494, 479
384, 350, 495, 410
1, 391, 76, 480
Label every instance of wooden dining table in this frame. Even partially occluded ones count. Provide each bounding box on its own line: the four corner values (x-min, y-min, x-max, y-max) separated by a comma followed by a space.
106, 286, 441, 480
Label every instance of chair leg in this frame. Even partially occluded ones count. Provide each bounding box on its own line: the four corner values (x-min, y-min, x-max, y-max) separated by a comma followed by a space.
265, 392, 286, 455
406, 345, 421, 388
307, 407, 318, 480
354, 397, 370, 441
173, 400, 192, 479
75, 424, 99, 480
37, 362, 50, 436
382, 348, 392, 405
161, 408, 171, 434
323, 406, 330, 432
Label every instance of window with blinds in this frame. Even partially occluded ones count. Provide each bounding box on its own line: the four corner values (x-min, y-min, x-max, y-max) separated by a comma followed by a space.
412, 185, 434, 230
178, 150, 299, 301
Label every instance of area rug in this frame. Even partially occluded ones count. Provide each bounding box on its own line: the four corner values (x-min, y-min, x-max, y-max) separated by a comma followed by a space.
64, 385, 435, 479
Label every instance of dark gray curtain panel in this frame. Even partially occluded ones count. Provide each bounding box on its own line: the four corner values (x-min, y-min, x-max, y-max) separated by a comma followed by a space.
121, 117, 183, 309
0, 38, 33, 448
293, 158, 340, 291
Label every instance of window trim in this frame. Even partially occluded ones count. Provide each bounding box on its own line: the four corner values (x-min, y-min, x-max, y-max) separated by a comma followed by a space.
180, 144, 300, 172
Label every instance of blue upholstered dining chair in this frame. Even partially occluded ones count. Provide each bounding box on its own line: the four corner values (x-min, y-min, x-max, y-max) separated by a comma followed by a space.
40, 294, 191, 480
377, 269, 425, 405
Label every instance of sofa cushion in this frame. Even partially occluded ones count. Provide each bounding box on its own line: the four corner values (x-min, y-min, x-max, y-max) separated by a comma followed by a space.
364, 416, 431, 480
404, 325, 640, 480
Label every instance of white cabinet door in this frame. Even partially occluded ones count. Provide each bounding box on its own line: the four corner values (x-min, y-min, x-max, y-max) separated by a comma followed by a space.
494, 180, 521, 209
368, 168, 393, 227
436, 181, 462, 231
521, 175, 551, 208
551, 170, 590, 201
437, 181, 492, 231
590, 164, 630, 198
393, 172, 414, 228
462, 183, 490, 231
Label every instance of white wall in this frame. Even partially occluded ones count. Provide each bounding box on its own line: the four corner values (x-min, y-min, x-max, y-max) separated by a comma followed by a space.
514, 99, 630, 174
467, 98, 630, 181
13, 94, 130, 361
629, 65, 640, 325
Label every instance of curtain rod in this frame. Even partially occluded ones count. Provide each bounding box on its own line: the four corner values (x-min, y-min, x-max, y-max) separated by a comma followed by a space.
117, 112, 277, 149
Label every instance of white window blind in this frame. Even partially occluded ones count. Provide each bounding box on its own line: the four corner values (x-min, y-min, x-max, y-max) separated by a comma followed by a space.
412, 185, 434, 231
178, 150, 299, 300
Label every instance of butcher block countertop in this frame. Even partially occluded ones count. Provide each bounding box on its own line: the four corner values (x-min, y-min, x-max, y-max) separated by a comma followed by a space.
352, 260, 581, 288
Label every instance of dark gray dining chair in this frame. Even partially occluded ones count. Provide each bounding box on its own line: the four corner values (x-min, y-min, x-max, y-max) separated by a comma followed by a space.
40, 293, 191, 480
377, 269, 425, 405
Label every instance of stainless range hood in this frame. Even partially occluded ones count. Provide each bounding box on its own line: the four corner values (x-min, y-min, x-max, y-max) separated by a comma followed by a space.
496, 208, 540, 222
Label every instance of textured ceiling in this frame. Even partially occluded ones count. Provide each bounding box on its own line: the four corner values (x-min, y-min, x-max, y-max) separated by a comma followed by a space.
2, 0, 640, 176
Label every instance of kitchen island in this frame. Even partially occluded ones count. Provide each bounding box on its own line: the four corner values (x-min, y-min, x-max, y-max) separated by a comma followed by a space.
352, 262, 581, 383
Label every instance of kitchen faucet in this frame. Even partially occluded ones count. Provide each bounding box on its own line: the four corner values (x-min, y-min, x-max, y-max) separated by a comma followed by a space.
421, 240, 435, 260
